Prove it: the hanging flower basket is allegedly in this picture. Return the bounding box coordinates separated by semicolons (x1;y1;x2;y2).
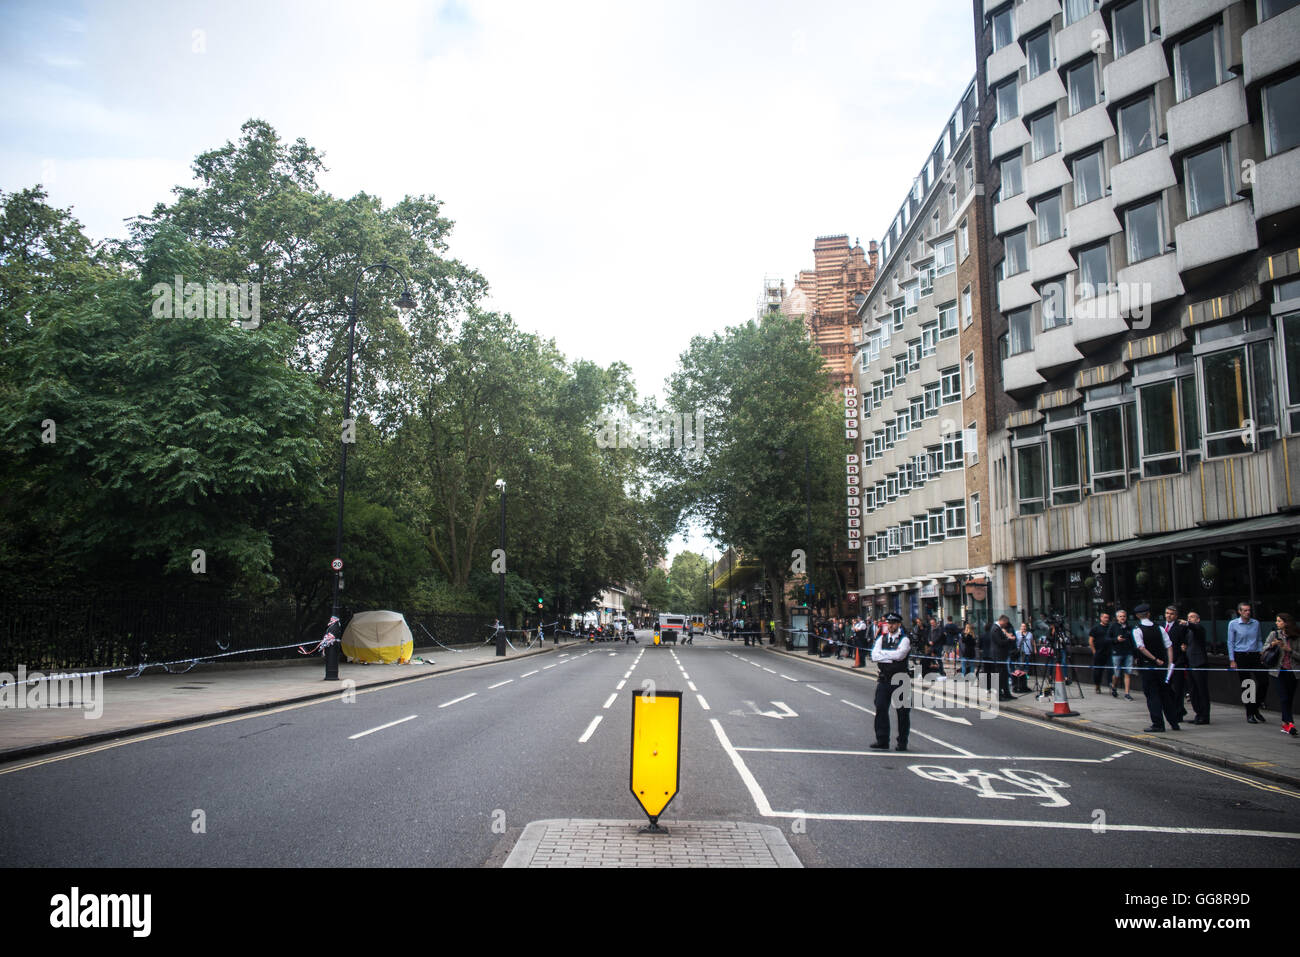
1135;570;1149;589
1084;576;1096;590
1200;561;1218;582
1291;556;1300;575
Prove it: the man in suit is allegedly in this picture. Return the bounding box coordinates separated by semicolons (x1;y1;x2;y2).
1184;610;1211;724
987;615;1016;700
1162;605;1189;724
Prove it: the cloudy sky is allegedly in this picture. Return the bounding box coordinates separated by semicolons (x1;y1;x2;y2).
1;0;975;557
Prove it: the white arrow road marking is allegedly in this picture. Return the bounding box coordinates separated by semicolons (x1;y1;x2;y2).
771;701;798;717
349;715;417;740
838;699;974;755
915;706;973;725
578;715;603;743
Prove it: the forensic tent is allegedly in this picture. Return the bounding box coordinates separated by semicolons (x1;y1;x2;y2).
341;610;414;664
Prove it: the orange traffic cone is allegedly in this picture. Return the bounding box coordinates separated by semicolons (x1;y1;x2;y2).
1046;661;1080;718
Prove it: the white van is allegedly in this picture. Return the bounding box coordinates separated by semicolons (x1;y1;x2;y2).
657;614;686;645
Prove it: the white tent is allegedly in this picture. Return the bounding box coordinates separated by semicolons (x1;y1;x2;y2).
341;610;414;664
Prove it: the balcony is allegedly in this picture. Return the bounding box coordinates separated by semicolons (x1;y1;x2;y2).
1055;10;1105;67
1110;144;1176;209
1167;78;1247;156
1025;153;1072;200
1034;323;1084;376
1115;253;1185;324
1002;350;1047;394
1017;0;1060;37
1021;69;1066;118
1030;236;1077;284
993;193;1034;235
998;271;1039;313
1244;4;1300;87
1253;147;1300;221
1072;287;1129;348
1157;0;1235;40
990;117;1030;161
1066;197;1121;250
988;41;1027;88
1174;200;1258;275
1061;102;1113;156
1103;38;1168;105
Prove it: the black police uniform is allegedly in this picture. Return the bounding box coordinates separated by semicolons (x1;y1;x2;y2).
871;622;911;751
1134;615;1179;731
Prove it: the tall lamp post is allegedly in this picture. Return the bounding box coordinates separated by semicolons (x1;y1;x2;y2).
326;262;416;680
495;478;507;656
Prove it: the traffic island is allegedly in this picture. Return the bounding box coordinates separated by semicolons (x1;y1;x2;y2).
502;819;802;867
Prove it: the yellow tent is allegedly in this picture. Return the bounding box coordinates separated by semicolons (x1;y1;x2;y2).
341;610;414;664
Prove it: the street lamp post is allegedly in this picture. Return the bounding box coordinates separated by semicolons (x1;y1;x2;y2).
496;478;507;656
326;262;416;680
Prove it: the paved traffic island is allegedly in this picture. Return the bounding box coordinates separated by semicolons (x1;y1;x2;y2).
503;819;802;867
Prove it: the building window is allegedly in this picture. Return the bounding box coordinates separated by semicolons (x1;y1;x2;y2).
1008;306;1034;355
904;283;920;315
1117;95;1157;160
887;474;899;501
971;492;982;536
1073;150;1105;206
962;286;973;328
872;380;884;407
1261;0;1300;18
943;430;964;469
1184;143;1231;217
913;516;928;548
1036;192;1064;244
1112;0;1149;59
924;381;940;416
944;500;967;536
894;355;909;385
935;237;955;276
1049;426;1086;504
914;453;929;484
1263;75;1300;157
1025;28;1052;80
959;219;970;260
1030;110;1057;161
1067;59;1099;115
1064;0;1098;24
967;422;979;464
995;78;1019;126
928;507;945;541
1077;242;1111;293
888;526;900;555
1041;277;1070;329
1175;24;1225;102
1125;198;1163;265
991;5;1014;51
1001;154;1024;198
964;353;977;395
891;302;906;330
1281;311;1300;433
920;266;935;298
938;301;959;339
909;393;925;424
1003;228;1029;278
927;445;944;476
1137;372;1199;477
883;369;896;397
1088;399;1137;491
1015;443;1045;514
907;339;922;372
1200;340;1278;457
940;366;962;404
921;321;938;357
885;421;898;448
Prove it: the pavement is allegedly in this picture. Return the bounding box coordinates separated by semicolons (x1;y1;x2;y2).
503;819;801;867
762;638;1300;790
0;634;584;763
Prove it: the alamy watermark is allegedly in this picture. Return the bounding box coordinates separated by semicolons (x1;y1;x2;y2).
150;274;261;328
596;412;705;454
0;666;104;719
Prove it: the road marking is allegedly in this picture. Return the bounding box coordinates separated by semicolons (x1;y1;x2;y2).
578;715;603;743
711;719;774;815
688;681;698;692
520;670;539;678
438;693;476;708
697;695;711;710
348;715;418;740
543;664;557;670
808;685;831;696
780;674;797;682
837;699;974;756
487;680;513;689
615;679;626;690
733;747;1132;764
682;673;690;680
602;693;617;709
771;701;798;717
915;706;973;726
841;699;872;714
762;668;776;674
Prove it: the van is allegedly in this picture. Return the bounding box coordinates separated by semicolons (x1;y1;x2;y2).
657;614;686;645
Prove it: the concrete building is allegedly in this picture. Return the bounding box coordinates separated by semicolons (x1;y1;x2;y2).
974;0;1300;644
852;81;998;629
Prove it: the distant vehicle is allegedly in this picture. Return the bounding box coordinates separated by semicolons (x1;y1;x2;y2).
657;614;686;645
688;614;704;636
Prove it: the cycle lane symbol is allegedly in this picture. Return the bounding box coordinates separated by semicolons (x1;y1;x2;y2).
908;765;1072;808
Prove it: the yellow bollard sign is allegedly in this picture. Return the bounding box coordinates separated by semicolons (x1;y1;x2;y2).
629;689;681;832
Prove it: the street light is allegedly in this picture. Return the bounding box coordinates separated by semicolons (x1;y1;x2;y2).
325;261;416;681
495;478;507;657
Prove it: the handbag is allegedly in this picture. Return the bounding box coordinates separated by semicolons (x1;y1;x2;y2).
1262;641;1281;669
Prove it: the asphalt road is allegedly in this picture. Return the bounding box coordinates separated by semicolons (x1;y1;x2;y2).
2;632;1298;867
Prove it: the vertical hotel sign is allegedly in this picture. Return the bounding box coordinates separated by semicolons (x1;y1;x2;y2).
845;387;861;551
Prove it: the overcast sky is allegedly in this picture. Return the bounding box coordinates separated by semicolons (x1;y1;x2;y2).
1;0;976;558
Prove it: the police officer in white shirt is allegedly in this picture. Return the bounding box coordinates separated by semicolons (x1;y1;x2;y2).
869;612;911;752
1132;602;1180;732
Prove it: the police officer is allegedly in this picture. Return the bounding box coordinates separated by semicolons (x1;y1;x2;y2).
870;612;911;752
1132;602;1180;732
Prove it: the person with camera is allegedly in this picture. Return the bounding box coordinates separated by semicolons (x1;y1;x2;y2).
1132;602;1180;732
870;612;911;752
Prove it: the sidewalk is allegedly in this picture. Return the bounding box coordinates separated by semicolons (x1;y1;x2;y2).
764;642;1300;790
0;636;586;763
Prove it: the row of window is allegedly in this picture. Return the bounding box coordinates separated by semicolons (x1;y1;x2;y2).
864;436;969;508
864;499;979;563
1007;312;1300;513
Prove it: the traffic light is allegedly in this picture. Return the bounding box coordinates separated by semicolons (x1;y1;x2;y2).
537;594;544;609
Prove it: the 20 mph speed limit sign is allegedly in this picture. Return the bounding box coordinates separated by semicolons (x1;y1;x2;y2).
331;559;343;571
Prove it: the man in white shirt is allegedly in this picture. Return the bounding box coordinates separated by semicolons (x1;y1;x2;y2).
869;613;912;752
1132;602;1180;732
